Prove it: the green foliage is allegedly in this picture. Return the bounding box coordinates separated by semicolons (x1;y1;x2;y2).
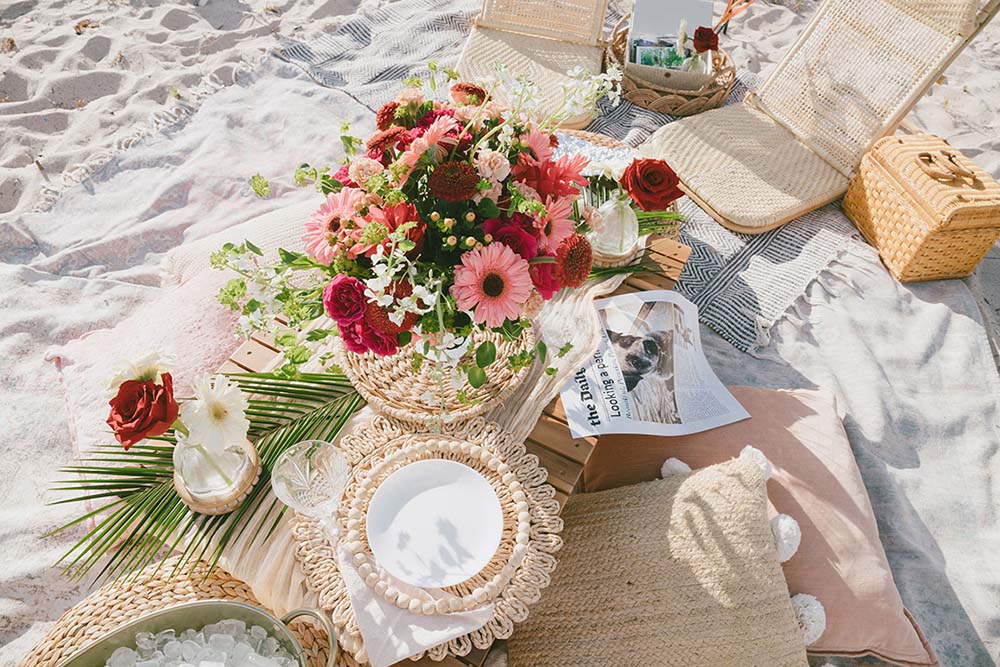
475;341;496;368
250;174;271;198
467;366;486;388
47;372;363;584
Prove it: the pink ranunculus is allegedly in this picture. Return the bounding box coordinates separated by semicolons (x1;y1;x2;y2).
529;259;560;300
323;274;367;325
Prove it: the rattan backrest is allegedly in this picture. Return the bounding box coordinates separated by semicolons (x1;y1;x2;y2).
476;0;609;46
756;0;985;177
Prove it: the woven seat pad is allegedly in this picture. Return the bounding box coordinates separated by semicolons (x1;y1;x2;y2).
22;557;334;667
640;103;849;233
456;26;603;129
508;457;808;667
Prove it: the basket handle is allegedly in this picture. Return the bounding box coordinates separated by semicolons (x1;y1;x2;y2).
281;608;339;667
915;151;976;181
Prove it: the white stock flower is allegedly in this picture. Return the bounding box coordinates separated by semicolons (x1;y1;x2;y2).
583;158;631;181
107;352;174;394
179;374;250;452
474;149;511;182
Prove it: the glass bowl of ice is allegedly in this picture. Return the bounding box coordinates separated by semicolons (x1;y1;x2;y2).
56;600;337;667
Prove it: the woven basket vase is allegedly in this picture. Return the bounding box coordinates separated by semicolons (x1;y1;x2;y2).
336;326;534;426
607;15;736;117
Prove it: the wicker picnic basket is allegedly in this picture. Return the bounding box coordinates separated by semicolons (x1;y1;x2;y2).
606;16;735;117
842;134;1000;282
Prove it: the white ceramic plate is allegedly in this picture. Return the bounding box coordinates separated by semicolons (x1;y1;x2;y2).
366;459;504;589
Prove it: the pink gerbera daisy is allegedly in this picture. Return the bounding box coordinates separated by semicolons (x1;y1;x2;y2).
520;128;554;163
535;195;576;253
302;188;365;264
451;243;533;328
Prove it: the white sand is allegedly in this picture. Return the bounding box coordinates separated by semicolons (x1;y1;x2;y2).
1;0;999;661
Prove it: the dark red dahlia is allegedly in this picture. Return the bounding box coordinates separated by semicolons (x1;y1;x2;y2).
366;126;407;155
427;161;480;202
554;234;592;288
364;281;419;336
376;101;399;130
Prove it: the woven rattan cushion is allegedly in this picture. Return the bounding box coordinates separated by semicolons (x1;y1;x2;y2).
507;457;808;667
456;26;603;129
641;104;849;233
756;0;971;177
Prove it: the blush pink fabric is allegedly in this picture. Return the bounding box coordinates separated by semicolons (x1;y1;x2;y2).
583;386;938;667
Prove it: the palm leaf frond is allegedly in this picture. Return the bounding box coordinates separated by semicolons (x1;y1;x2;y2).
48;371;363;584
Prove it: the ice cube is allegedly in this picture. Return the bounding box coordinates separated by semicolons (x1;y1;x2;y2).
229;641;255;665
208;634;235;652
201;624;220;638
260;637;279;657
156;630;176;647
163;641;182;659
218;619;246;638
135;661;159;667
181;641;201;661
108;646;138;667
197;662;225;667
180;629;198;642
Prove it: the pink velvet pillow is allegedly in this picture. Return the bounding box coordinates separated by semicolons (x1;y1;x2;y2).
583;386;938;667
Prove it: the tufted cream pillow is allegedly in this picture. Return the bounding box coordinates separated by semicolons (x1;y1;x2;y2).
508;456;808;667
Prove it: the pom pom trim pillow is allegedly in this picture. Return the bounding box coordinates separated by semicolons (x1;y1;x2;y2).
583;386;938;667
508;456;809;667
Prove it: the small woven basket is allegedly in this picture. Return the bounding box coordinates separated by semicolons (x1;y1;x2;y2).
21;557;336;667
335;327;534;426
606;15;736;116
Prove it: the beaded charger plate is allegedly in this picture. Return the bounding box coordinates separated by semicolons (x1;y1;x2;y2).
291;416;563;665
334;327;534;428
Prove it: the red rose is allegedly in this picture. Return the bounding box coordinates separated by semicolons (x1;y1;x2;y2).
693;26;719;53
529;259;560;299
620;158;684;211
324;275;367;326
106;373;179;450
484;218;538;260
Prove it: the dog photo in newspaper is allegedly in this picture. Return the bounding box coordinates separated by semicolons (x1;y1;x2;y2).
601;300;684;424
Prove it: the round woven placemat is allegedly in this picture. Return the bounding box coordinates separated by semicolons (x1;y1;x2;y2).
606;15;736;116
291;416;563;665
22;557;335;667
559;128;626;150
335;326;534;427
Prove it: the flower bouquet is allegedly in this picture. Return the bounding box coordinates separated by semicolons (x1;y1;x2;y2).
215;65;683;422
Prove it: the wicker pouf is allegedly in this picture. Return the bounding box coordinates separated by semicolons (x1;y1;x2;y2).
606;15;736;116
21;557;336;667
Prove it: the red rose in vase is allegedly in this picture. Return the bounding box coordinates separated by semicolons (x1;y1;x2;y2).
107;373;179;449
620;158;684;211
693;26;719;53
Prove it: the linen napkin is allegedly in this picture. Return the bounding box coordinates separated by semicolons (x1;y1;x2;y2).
333;536;494;667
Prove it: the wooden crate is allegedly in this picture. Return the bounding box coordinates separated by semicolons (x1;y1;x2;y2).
220;237;690;666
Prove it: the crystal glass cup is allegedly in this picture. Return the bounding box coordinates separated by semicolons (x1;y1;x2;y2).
271;440;350;518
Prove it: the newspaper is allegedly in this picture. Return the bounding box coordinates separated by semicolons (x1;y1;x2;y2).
560;291;750;437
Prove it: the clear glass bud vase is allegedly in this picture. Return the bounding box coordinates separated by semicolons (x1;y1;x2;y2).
172;434;261;515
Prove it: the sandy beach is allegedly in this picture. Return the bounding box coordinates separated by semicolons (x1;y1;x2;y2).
2;0;1000;663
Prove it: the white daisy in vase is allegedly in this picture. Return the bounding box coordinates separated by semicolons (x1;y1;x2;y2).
180;374;250;453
